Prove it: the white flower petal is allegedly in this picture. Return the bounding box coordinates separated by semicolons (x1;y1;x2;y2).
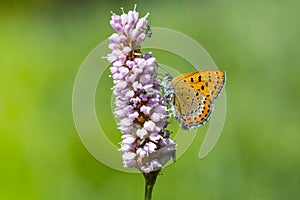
144;120;155;131
136;128;148;139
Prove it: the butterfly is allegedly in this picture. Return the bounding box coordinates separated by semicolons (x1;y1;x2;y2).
162;70;226;130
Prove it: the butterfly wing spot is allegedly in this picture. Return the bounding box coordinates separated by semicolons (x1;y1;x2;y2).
198;76;202;82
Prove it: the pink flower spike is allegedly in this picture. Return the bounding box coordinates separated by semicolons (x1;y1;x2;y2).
107;5;176;174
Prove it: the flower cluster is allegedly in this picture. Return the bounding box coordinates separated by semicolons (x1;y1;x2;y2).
107;6;176;173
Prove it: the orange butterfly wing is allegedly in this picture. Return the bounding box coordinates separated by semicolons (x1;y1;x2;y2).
170;69;226;129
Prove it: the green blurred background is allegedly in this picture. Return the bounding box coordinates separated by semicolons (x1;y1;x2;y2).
1;0;300;199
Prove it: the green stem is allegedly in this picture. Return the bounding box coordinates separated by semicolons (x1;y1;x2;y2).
143;170;160;200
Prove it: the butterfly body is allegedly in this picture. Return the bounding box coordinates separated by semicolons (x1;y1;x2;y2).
162;70;226;130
